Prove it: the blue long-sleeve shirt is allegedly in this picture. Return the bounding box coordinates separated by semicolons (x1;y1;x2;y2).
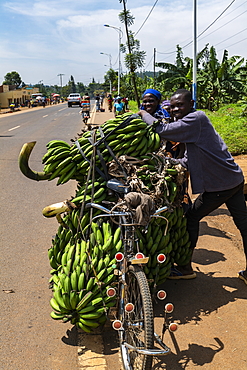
141;110;244;194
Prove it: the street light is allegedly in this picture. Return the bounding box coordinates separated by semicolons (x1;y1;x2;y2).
104;24;123;96
100;52;112;68
100;52;112;94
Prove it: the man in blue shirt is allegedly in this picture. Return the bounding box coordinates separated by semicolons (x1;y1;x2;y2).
138;88;247;285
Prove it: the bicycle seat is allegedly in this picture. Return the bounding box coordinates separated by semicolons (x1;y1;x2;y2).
106;178;130;194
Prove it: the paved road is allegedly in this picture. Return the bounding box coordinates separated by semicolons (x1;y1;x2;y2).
0;103;85;370
1;103;247;370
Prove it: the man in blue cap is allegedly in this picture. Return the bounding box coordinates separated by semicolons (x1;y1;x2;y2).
139;89;184;159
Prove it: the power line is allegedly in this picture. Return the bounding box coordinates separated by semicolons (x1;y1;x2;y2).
214;27;247;46
135;0;159;37
197;0;236;38
155;0;241;58
145;54;154;69
218;37;247;52
181;0;237;50
197;9;247;43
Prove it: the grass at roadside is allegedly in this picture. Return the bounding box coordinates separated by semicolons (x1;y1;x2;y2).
204;104;247;155
128;101;247;155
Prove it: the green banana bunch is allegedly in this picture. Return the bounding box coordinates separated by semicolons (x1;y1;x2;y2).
135;204;192;287
48;219;122;332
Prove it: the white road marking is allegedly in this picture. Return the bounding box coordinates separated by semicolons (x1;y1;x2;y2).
8;125;20;131
43;115;48;118
58;108;67;111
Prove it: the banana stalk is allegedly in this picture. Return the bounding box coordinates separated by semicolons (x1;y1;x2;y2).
19;141;51;181
42;200;76;218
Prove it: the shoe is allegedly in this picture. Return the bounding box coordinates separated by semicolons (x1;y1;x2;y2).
167;267;197;280
238;271;247;285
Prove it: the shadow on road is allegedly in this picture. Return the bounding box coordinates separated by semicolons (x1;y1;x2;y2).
153;337;224;369
61;325;78;346
154;257;247;326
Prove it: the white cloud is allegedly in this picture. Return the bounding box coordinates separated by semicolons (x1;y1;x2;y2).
0;0;246;85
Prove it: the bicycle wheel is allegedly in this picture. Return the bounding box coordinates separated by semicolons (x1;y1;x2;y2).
119;264;154;370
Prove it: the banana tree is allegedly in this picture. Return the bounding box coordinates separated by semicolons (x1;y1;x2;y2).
197;46;247;110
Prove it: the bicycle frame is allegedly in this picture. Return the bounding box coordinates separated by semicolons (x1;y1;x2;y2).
86;202;173;359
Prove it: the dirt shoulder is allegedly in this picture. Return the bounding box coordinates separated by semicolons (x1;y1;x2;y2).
76;109;247;370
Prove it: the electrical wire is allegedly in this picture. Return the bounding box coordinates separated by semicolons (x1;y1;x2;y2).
135;0;159;37
145;54;154;69
154;0;243;58
197;9;247;42
218;37;247;51
181;0;237;50
214;27;247;46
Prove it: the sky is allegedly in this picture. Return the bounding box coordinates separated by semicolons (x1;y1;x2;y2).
0;0;246;87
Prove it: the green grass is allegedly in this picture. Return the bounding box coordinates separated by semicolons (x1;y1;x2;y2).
203;104;247;155
128;100;139;113
128;101;247;155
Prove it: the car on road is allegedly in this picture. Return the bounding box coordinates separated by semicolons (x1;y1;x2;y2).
67;93;82;107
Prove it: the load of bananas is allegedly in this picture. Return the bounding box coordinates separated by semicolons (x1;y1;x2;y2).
135;206;192;287
48;220;122;332
19;112;192;332
40;112;161;186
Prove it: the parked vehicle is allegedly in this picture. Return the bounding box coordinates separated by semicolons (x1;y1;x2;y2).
67;93;81;107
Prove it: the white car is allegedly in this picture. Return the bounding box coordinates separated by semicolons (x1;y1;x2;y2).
67;93;81;107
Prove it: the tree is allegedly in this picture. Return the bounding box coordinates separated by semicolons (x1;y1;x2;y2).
197;46;247;109
3;71;22;86
119;0;146;106
156;45;193;92
77;82;86;95
70;76;76;93
104;69;118;94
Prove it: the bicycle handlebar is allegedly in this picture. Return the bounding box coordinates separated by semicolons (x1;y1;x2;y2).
85;202;131;217
86;203;169;218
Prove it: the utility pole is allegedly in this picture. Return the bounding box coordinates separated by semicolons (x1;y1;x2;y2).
57;74;64;93
153;48;156;88
104;25;123;97
192;0;197;108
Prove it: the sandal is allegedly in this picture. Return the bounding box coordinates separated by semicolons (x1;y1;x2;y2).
238;271;247;285
167;267;197;280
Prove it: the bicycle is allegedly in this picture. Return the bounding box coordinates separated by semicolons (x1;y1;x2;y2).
80;102;90;124
86;179;178;370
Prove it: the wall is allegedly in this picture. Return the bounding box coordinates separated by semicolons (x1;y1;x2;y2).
0;86;39;108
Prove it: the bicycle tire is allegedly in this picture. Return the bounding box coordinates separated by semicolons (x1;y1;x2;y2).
118;264;154;370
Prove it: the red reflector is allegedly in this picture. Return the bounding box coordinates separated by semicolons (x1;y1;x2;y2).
125;303;134;313
107;287;116;297
157;290;167;300
112;320;122;330
165;303;174;313
115;252;124;262
135;252;144;259
157;254;166;263
169;323;178;332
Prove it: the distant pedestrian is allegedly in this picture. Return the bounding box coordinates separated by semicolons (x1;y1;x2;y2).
95;94;101;112
107;93;113;112
113;97;125;116
122;97;129;111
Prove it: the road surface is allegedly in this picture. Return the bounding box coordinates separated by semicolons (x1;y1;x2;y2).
1;103;247;370
0;103;84;370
